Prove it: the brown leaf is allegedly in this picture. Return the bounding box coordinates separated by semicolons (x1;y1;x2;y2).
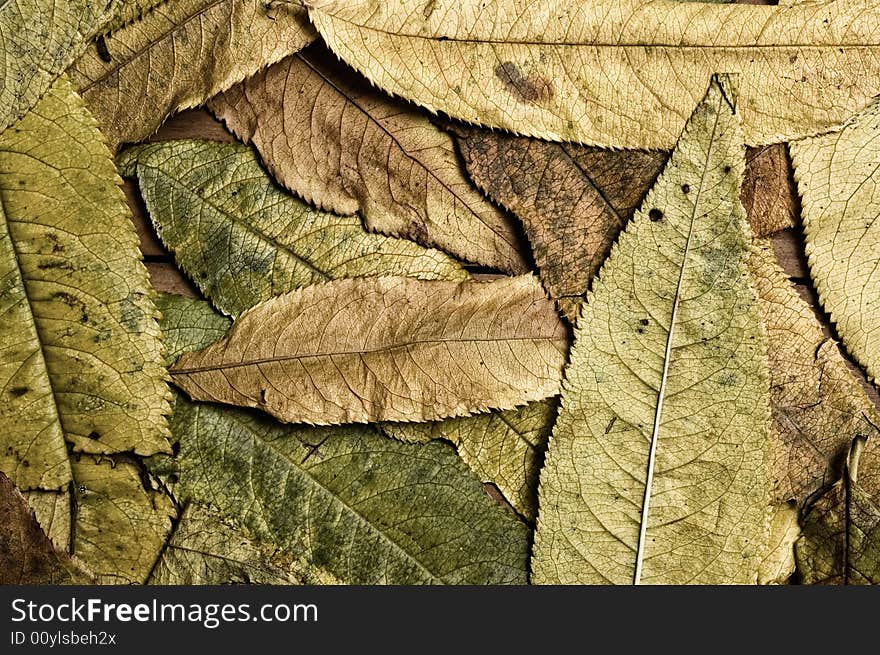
209;46;528;273
752;242;880;506
0;472;90;584
454;128;798;321
453;126;665;321
742;145;797;237
171;275;568;425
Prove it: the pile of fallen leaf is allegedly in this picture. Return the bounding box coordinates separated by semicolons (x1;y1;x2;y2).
1;0;879;586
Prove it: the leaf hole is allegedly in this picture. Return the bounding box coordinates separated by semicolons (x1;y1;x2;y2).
648;208;664;222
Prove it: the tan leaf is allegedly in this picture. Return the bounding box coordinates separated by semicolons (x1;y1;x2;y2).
758;502;799;585
0;472;91;584
382;398;557;520
209;47;528;273
791;97;880;382
171;275;567;425
68;0;315;149
306;0;880;148
23;489;72;552
750;241;880;506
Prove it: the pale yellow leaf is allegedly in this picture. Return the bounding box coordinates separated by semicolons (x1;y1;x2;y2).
791;98;880;383
758;502;799;585
532;79;771;584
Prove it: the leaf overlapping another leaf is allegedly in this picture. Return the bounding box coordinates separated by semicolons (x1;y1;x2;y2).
209;46;528;273
533;79;772;585
0;78;171;493
68;0;316;149
306;0;880;149
170;275;567;425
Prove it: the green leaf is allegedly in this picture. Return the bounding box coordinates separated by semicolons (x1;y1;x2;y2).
532;78;772;584
68;0;315;149
158;294;532;584
383;399;557;521
796;437;880;584
0;0;111;134
120;140;468;318
147;504;341;585
791;98;880;383
0;77;171;492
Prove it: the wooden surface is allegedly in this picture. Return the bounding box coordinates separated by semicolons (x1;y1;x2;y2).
125;107;880;408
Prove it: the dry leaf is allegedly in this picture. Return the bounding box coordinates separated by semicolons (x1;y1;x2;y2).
742;145;797;237
157;294;532;584
306;0;879;148
147;504;340;585
0;77;171;492
453;126;665;321
171;275;567;425
382;399;557;520
796;437;880;584
0;0;111;133
750;242;880;506
209;47;528;273
68;0;315;149
0;472;91;584
71;455;175;584
23;490;72;552
791;98;880;382
758;502;799;585
532;79;771;584
119;139;468;318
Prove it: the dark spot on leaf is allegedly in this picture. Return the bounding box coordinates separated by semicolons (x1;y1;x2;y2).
9;386;28;397
494;61;554;105
22;460;29;467
96;36;112;63
649;208;664;222
723;165;732;174
681;184;690;194
639;318;649;326
87;431;101;440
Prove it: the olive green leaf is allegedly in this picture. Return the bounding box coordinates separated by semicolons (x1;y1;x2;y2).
382;399;557;521
791;98;880;383
119;140;467;318
796;437;880;584
23;489;72;551
306;0;879;149
101;0;168;34
147;504;340;585
72;455;175;584
155;294;233;364
209;46;528;273
158;294;531;584
0;77;171;492
68;0;315;149
170;275;567;425
0;472;92;584
0;0;112;134
532;79;772;584
750;241;880;506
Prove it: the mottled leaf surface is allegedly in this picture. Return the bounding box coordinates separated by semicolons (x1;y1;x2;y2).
209;47;527;273
791;98;880;382
159;294;531;584
533;80;771;584
0;78;171;492
171;275;567;425
68;0;315;149
383;399;557;520
0;472;90;584
119;140;467;318
307;0;880;148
